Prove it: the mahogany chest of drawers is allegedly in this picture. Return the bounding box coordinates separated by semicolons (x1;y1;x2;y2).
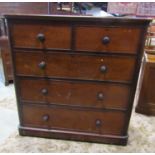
5;14;151;145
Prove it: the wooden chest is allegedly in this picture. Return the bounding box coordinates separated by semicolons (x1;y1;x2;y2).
135;23;155;116
136;54;155;116
5;14;151;145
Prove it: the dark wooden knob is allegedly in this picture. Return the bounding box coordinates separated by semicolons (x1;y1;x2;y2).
100;65;107;73
38;61;46;69
42;115;49;121
102;36;110;45
41;88;48;95
97;92;104;100
37;33;45;42
96;119;102;127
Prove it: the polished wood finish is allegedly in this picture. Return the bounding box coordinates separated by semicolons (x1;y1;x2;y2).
135;23;155;116
22;104;126;135
136;55;155;115
19;78;130;110
12;24;71;49
0;3;51;86
15;51;136;82
5;14;151;145
0;36;13;85
76;27;141;54
0;3;86;86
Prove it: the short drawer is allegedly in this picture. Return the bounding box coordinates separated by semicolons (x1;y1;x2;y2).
22;104;126;135
15;52;45;77
15;51;136;82
19;78;131;109
75;26;141;54
11;23;71;49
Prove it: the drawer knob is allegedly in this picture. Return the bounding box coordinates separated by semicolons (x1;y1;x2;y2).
96;119;102;127
97;92;104;100
100;65;107;73
102;36;110;45
42;115;49;121
41;88;48;95
38;61;46;69
37;33;45;42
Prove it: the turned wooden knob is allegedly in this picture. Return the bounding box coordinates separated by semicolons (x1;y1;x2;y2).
100;65;107;73
38;61;46;69
102;36;110;45
97;92;104;100
37;33;45;42
42;115;49;121
41;88;48;95
96;119;102;127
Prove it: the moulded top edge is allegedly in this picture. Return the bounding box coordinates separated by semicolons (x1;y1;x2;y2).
3;13;152;24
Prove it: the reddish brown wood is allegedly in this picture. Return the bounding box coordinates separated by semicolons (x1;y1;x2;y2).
0;36;13;85
12;23;71;49
19;126;128;145
15;51;136;82
5;15;151;145
136;56;155;115
19;78;131;109
22;104;126;135
76;27;141;54
0;2;55;86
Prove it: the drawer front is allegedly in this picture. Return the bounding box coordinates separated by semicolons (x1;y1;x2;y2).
15;51;136;82
19;78;131;109
22;105;126;135
75;27;141;54
15;52;45;76
12;23;71;49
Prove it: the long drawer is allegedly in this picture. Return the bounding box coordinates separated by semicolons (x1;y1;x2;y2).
15;51;136;83
19;78;131;109
75;26;141;54
22;104;126;135
11;23;71;49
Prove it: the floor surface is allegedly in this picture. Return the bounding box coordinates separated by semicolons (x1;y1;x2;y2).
0;107;18;144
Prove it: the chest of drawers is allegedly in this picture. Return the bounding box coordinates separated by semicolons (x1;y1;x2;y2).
5;14;151;145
